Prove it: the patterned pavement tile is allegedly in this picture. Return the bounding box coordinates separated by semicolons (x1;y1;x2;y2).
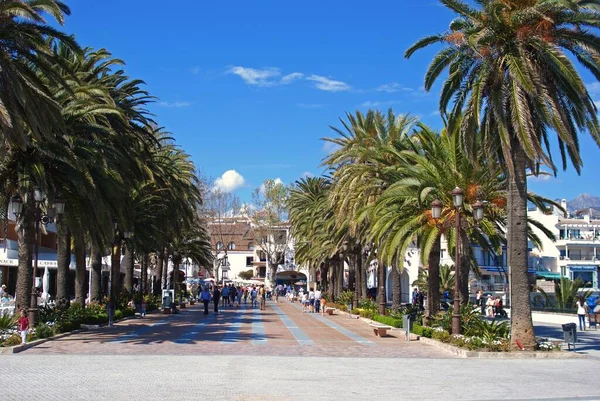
21;300;453;358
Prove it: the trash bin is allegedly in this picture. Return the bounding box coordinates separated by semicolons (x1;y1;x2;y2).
403;314;414;341
562;323;577;351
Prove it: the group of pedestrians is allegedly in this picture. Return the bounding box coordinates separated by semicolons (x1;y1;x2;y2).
475;290;507;318
300;287;324;314
199;284;267;315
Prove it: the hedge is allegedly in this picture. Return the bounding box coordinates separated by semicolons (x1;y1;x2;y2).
371;314;403;328
412;324;433;338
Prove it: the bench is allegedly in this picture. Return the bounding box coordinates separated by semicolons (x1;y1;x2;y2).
369;323;392;337
326;307;336;315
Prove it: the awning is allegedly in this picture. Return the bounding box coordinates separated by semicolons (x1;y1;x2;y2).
536;272;562;280
568;265;597;272
481;267;536;274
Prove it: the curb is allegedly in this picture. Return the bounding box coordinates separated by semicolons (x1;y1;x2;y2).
417;336;588;359
0;330;81;354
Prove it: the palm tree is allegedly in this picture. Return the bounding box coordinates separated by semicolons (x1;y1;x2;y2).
0;0;80;148
323;110;419;313
405;0;600;349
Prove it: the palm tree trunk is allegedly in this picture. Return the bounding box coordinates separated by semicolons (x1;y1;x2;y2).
73;233;86;305
161;248;168;291
336;257;343;297
110;242;121;301
55;218;70;309
508;139;535;350
90;246;102;301
353;252;360;309
377;261;387;315
15;189;36;312
124;245;134;295
425;236;441;326
154;251;164;296
140;252;148;294
361;253;368;299
391;267;401;311
459;230;471;305
326;261;334;299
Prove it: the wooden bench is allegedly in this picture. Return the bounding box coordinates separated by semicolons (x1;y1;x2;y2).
369;323;392;337
326;307;336;315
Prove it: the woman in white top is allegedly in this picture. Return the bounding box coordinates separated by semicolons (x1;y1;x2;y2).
576;297;588;331
301;293;308;312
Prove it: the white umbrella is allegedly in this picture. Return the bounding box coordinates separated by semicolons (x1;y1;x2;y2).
203;278;216;283
42;266;50;303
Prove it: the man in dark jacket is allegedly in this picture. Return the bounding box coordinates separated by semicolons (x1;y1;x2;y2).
213;286;221;314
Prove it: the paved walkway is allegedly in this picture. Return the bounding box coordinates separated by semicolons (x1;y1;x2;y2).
21;300;448;358
1;355;598;401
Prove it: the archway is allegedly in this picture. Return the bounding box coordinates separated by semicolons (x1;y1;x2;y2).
274;271;307;288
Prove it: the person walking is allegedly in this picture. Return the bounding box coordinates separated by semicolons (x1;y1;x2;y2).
236;286;243;307
259;285;266;310
200;287;211;315
18;309;29;345
230;285;237;307
222;285;229;308
308;288;315;313
251;286;258;308
314;288;322;313
213;286;221;314
577;297;588;331
243;288;248;305
141;298;147;317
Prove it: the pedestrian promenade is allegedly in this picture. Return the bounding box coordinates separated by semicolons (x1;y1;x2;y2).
21;300;449;358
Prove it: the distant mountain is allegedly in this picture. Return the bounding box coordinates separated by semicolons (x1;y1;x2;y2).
567;193;600;212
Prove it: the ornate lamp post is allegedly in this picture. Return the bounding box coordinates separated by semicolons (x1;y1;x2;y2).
432;188;483;335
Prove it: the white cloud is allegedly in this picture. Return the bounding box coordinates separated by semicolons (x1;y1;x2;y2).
190;66;201;75
359;100;401;108
306;75;351;92
297;103;324;108
158;101;191;108
376;83;414;93
322;141;340;154
214;170;245;192
430;110;440;116
301;171;314;178
228;66;281;86
280;72;304;84
588;82;600;96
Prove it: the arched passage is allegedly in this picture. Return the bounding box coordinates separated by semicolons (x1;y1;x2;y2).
274;271;307;287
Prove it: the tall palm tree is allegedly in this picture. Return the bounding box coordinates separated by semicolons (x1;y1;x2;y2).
0;0;79;148
405;0;600;349
323;110;419;313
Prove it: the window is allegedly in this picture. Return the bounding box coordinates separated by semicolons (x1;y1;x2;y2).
246;256;254;266
227;242;236;250
248;242;255;251
216;241;223;250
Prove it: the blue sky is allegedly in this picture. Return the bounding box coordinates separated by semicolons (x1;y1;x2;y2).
61;0;600;203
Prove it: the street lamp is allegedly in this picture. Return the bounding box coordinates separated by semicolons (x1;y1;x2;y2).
432;188;483;335
13;190;66;327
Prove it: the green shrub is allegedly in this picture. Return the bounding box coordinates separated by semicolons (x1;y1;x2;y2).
432;329;451;342
2;334;21;347
338;291;354;306
358;309;375;319
358;298;377;311
412;324;433;338
0;311;16;331
372;314;403;328
35;323;54;339
144;294;160;311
